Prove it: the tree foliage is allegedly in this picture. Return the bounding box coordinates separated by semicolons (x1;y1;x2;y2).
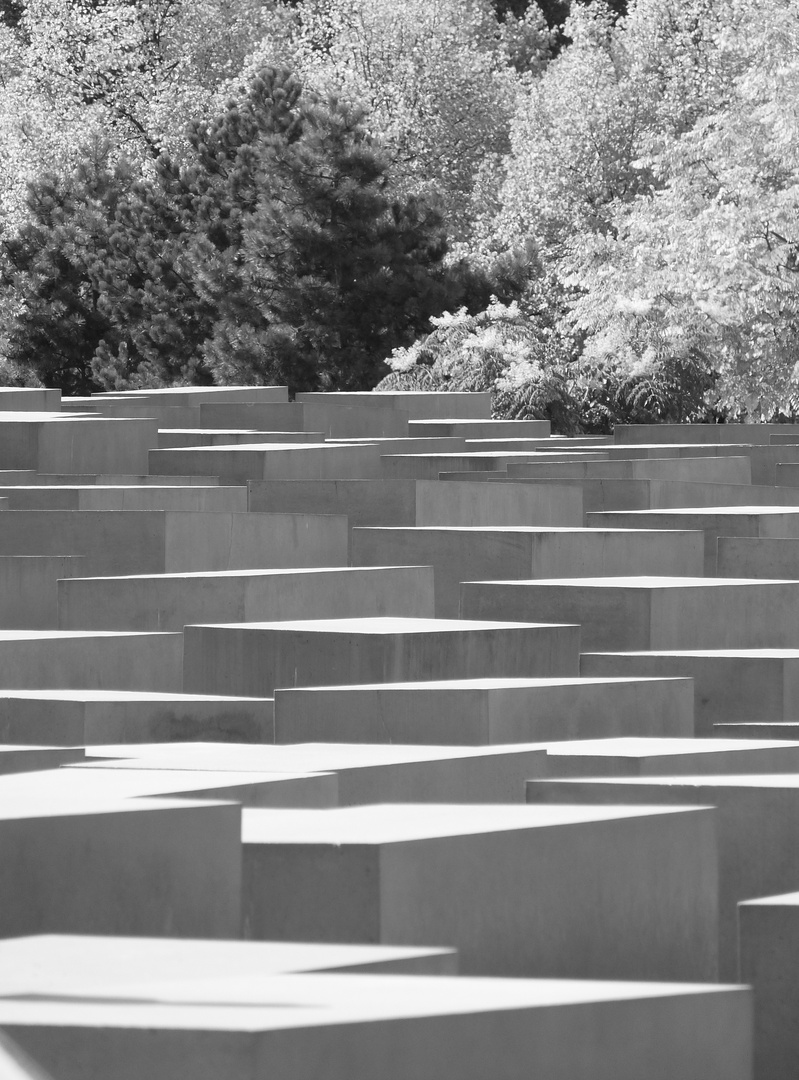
2;66;463;393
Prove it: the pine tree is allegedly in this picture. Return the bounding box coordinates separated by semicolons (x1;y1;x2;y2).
2;66;460;393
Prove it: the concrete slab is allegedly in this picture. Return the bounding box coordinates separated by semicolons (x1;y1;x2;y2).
0;791;241;938
0;388;60;411
587;506;799;573
0;745;84;772
408;418;552;438
248;479;417;529
273;676;695;743
0;415;158;474
74;740;552;804
717;536;799;577
58;565;435;631
0;485;247;512
52;762;338;808
296;390;493;419
602;443;799;485
351;528;704;617
505;455;753;483
542;737;799;776
614;422;797;444
0;934;458;987
0;555;85;628
149;442;382;482
0;511;349;575
183;617;581;696
92;385;289;405
156;430;323;448
0;972;751;1080
738;891;799;1080
462;576;799;650
0;1031;54;1080
580;649;799;735
381;452;565;481
714;722;799;739
241;802;718;980
0;690;274;745
414;479;583;527
0;630;183;691
527;773;799;979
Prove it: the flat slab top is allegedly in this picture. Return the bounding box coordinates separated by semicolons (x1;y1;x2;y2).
592;506;799;516
0;630;181;641
0;690;269;702
275;676;687;692
189;616;573;634
241;803;708;845
0;485;227;493
154;442;363;453
0;971;744;1032
69;565;424;584
533;774;799;790
584;649;799;658
78;741;550;771
0;936;456;989
358;526;700;535
740;892;799;907
546;737;799;758
0;791;224;821
468;576;798;589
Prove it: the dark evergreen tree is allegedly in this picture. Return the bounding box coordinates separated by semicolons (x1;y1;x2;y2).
3;66;461;394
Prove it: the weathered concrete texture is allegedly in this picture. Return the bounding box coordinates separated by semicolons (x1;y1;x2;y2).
588;506;799;573
462;577;799;650
0;790;241;938
738;892;799;1080
296;390;493;419
717;536;799;577
0;511;348;575
527;773;799;980
0;691;274;745
248;479;418;529
0;416;158;474
58;566;435;631
0;485;247;512
149;442;382;482
0;556;85;629
541;736;799;776
0;973;751;1080
76;740;551;804
414;479;583;527
580;649;799;736
183;617;581;697
241;803;718;981
351;527;705;617
273;676;695;744
0;631;183;691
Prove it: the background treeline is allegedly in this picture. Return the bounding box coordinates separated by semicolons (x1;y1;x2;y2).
0;0;796;429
